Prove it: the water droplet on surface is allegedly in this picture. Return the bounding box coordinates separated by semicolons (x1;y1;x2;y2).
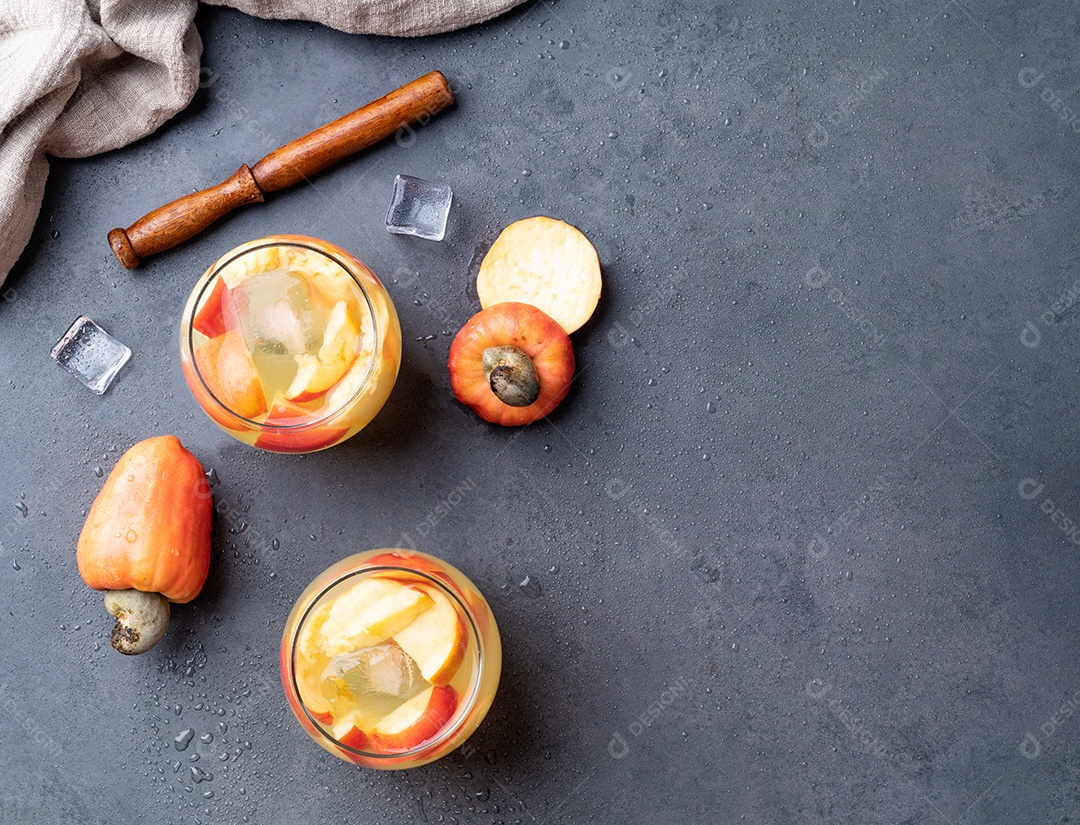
518;576;542;599
15;502;28;517
200;732;214;744
50;230;60;239
271;539;280;551
475;788;490;801
706;402;717;413
206;468;219;486
11;559;19;571
558;40;569;49
731;642;740;652
93;466;104;477
174;728;194;751
549;564;560;574
843;570;853;581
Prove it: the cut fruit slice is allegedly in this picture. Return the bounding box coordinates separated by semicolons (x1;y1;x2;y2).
264;396;318;426
476;216;602;334
253;396;349;453
365;552;456;588
192;277;238;339
392;585;469;686
193;329;267;420
319;579;434;657
285;300;361;402
297;601;333;661
309;263;361;313
323;339;376;410
294;659;334;725
370;685;458;752
331;710;371;751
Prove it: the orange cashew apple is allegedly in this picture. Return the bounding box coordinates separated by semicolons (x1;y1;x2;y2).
77;436;212;654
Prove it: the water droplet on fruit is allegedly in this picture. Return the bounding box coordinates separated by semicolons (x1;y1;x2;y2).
125;530;137;542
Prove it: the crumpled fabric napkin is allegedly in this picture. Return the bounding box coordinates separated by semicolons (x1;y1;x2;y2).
0;0;522;285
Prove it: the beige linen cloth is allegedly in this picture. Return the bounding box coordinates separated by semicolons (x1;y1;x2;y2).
0;0;521;285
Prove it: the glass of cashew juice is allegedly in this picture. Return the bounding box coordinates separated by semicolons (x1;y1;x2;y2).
180;235;401;453
280;549;501;768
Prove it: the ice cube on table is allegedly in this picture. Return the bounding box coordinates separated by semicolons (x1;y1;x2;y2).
325;643;425;718
50;316;131;395
385;175;452;241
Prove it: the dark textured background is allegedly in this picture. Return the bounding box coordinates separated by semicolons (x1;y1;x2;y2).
2;1;1079;822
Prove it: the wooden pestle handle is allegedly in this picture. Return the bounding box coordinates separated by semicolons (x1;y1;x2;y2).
107;70;454;269
108;166;263;269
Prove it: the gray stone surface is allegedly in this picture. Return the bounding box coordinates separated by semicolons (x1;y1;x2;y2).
2;1;1079;822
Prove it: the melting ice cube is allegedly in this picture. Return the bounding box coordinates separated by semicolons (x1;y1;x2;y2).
385;175;452;241
50;316;131;394
324;643;424;718
233;268;323;356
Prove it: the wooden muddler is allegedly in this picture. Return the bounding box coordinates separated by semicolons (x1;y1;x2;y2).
107;70;454;269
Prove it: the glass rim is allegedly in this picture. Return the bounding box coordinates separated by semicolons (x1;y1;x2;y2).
287;563;485;760
182;237;380;431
